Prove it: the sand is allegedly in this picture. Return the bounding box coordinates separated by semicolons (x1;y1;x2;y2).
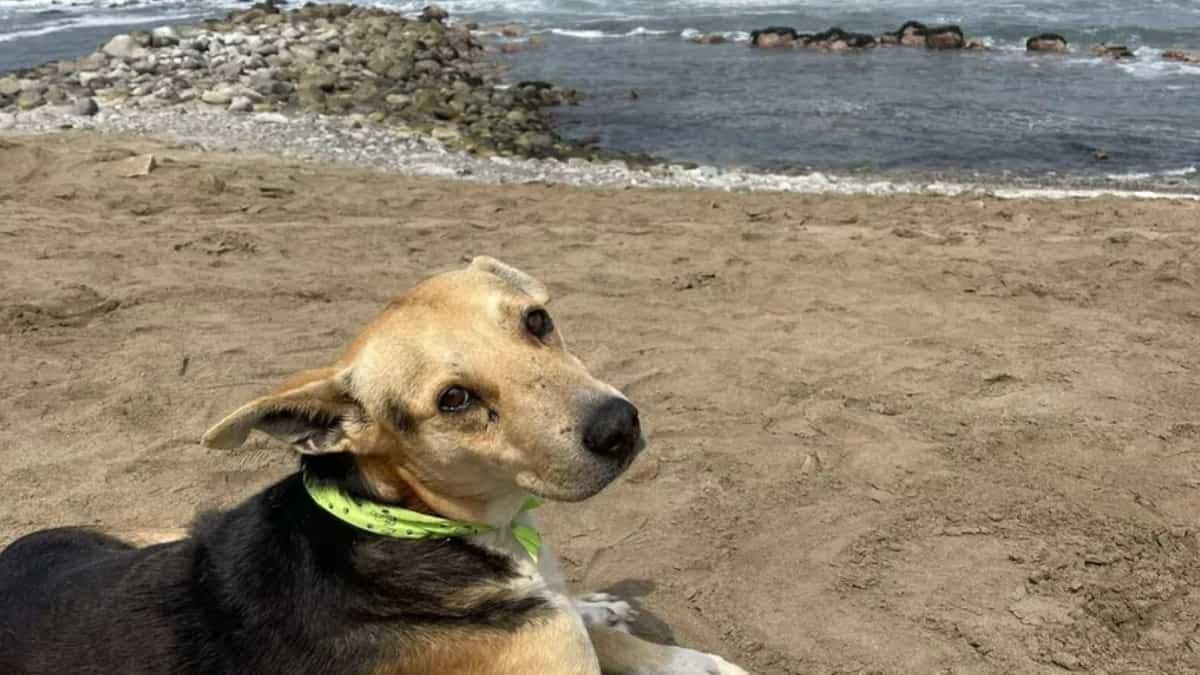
1;132;1198;674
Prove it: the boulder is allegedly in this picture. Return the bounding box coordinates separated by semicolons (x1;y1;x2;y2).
72;97;99;116
150;26;181;48
803;27;876;50
0;76;20;97
893;21;928;47
751;26;799;49
420;5;449;24
15;90;43;110
101;34;144;60
924;25;965;50
1091;43;1135;60
1163;49;1200;64
228;96;254;112
1026;33;1068;52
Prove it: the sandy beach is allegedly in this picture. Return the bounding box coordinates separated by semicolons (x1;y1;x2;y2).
2;130;1198;673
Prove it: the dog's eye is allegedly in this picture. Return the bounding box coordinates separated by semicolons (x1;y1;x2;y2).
438;386;472;413
524;308;554;340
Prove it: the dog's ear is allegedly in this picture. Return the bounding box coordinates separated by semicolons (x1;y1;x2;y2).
469;256;550;304
202;367;362;454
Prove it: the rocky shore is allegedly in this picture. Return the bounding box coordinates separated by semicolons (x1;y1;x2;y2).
0;3;624;162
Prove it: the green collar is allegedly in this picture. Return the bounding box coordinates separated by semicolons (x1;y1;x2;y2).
303;473;544;562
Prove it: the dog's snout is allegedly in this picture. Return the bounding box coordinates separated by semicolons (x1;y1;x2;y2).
582;397;641;460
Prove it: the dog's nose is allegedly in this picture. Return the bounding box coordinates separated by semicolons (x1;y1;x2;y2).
582;397;641;460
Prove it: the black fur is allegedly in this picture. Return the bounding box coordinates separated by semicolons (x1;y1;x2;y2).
0;458;550;675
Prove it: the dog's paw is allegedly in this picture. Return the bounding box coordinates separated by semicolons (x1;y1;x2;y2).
661;647;750;675
574;592;638;632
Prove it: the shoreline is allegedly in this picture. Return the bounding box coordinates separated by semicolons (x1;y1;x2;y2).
1;2;1198;200
4;106;1200;201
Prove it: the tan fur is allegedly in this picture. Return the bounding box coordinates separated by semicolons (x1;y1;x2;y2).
371;610;599;675
107;528;188;547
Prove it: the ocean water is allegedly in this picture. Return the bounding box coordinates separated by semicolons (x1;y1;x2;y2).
3;0;1199;187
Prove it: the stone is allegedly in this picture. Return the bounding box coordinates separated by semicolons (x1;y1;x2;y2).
200;88;233;105
0;113;15;130
150;26;181;48
72;97;99;116
102;34;144;60
15;91;43;110
228;96;254;112
924;25;965;50
687;32;728;45
420;5;449;24
894;21;928;47
78;71;109;89
386;93;412;106
78;52;109;71
1026;33;1068;52
750;26;798;48
1091;43;1135;60
114;154;157;177
515;131;553;153
1163;49;1200;64
0;76;20;97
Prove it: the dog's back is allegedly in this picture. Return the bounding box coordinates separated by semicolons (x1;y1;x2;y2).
0;528;190;674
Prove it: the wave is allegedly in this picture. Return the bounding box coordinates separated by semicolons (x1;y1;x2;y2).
1105;165;1198;182
546;26;673;39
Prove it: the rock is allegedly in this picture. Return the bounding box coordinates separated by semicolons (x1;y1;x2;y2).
114;154;157;178
515;131;553;153
228;96;254;112
386;93;412;106
78;52;109;71
1026;33;1068;52
751;26;799;48
803;27;876;50
150;26;181;48
72;97;99;116
1163;49;1200;64
965;38;989;50
0;76;20;97
0;113;15;130
101;34;144;60
687;32;728;45
200;88;234;105
1091;43;1135;60
15;91;43;110
893;21;928;47
77;71;109;89
420;5;449;24
925;25;965;50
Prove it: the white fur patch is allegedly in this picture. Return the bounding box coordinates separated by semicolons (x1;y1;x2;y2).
574;592;638;632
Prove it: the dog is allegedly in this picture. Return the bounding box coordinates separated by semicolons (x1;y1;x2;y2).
0;257;747;675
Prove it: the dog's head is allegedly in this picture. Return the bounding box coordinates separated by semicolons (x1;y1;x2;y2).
203;257;642;520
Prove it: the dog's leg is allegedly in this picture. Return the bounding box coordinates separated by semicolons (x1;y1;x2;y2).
587;625;749;675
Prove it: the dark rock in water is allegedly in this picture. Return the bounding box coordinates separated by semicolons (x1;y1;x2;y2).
891;20;929;47
803;27;876;50
1026;33;1068;52
72;97;99;116
420;5;449;24
1163;49;1200;64
751;26;799;48
1091;43;1135;60
924;25;965;50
